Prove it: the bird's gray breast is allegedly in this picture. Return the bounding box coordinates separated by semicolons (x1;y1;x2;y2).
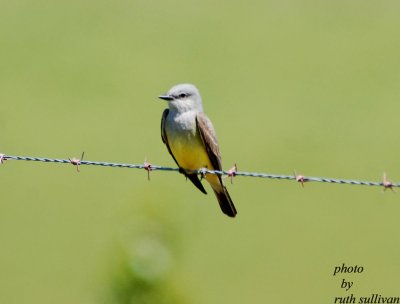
165;111;198;142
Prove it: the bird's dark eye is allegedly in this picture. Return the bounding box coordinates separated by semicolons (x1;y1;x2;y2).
179;93;187;98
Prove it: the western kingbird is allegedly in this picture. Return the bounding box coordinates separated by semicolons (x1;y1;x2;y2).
159;83;237;217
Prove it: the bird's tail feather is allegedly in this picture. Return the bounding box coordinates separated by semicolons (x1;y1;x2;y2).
213;187;237;218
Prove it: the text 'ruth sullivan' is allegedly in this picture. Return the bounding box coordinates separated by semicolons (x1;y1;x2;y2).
334;293;399;304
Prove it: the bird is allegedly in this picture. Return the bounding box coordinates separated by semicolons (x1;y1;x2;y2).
159;83;237;217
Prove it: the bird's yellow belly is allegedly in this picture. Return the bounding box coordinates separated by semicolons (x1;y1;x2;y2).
169;138;213;171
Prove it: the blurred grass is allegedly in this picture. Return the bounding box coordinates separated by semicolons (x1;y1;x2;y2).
1;0;400;303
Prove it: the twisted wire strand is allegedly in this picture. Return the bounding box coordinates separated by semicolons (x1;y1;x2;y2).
1;154;397;188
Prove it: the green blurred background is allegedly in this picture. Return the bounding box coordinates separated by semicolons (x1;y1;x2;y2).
1;1;400;303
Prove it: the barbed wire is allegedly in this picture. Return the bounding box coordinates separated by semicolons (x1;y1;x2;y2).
0;153;398;190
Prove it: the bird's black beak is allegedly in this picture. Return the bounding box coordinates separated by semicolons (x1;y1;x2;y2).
158;95;174;101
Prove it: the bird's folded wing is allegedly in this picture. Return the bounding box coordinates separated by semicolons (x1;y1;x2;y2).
196;112;222;171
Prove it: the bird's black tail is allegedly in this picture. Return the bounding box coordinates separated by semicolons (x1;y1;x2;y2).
213;187;237;218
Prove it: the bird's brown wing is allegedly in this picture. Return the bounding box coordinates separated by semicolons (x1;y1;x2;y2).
196;112;222;171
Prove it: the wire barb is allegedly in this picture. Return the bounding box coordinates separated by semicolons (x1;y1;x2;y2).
69;152;85;172
226;164;237;184
143;158;152;181
294;170;308;187
0;153;5;165
383;172;395;192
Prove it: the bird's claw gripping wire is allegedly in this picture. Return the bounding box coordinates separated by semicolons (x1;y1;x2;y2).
198;168;208;180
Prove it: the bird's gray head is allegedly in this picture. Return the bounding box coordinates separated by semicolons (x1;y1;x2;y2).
159;83;203;113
